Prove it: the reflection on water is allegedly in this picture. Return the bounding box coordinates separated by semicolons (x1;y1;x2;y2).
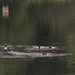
0;44;72;58
0;51;72;59
0;57;72;75
0;0;75;75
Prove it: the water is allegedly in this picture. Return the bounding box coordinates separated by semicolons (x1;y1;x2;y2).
0;0;75;75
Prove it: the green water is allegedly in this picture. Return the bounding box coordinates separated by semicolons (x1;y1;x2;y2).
0;0;75;75
0;57;73;75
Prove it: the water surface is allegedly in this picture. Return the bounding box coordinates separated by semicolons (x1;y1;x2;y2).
0;0;75;75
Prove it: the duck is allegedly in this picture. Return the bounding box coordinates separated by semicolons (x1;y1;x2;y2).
38;46;40;49
42;51;47;55
49;46;55;53
4;45;8;51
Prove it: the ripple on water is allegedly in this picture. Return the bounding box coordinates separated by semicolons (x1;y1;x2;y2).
0;51;71;59
0;45;72;59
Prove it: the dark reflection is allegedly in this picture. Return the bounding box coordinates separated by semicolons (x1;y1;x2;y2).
27;57;68;75
0;0;75;75
0;55;74;75
27;1;72;45
0;0;74;45
0;59;28;75
0;57;70;75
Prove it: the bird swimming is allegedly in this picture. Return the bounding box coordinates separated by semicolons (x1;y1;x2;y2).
4;45;8;51
49;46;55;53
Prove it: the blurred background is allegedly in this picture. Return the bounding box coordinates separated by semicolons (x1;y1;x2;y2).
0;0;74;46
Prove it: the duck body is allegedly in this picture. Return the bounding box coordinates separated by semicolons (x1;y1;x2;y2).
49;46;55;53
4;47;8;50
4;45;8;51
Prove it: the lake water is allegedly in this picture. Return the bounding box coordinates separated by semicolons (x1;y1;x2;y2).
0;0;75;75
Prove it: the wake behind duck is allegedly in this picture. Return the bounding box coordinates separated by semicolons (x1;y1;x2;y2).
7;51;72;58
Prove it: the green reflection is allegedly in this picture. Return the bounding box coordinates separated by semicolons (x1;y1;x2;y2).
0;0;75;75
0;0;73;45
0;59;27;75
66;23;75;75
27;58;68;75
